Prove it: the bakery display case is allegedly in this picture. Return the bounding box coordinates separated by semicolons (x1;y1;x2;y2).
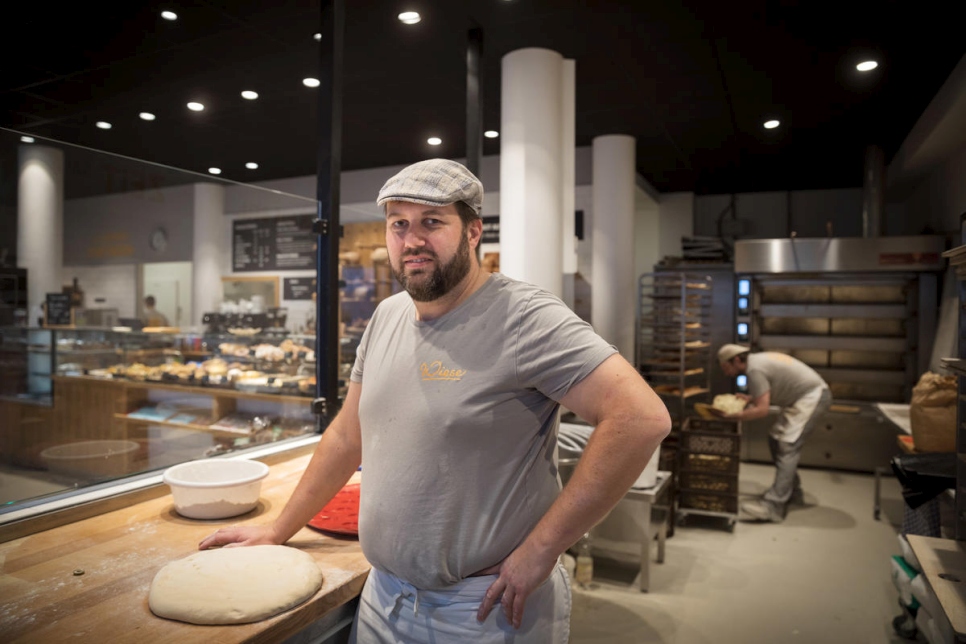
0;327;320;508
34;327;319;396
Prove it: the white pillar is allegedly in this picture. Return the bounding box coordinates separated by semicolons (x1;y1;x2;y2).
592;135;636;362
192;183;226;325
17;145;64;317
499;48;566;298
560;59;577;308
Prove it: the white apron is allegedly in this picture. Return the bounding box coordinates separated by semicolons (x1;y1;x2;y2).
350;564;571;643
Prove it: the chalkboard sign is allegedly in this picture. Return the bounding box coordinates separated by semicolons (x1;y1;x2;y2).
481;216;500;244
45;292;73;327
284;277;316;301
233;215;317;272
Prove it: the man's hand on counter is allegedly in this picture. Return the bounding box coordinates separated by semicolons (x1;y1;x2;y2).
199;524;283;550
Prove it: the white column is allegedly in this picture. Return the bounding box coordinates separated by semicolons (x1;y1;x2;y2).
560;59;577;308
17;145;64;317
592;135;636;362
192;183;226;325
499;48;565;298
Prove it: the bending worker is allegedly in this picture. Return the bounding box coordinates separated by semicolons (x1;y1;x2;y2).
717;343;831;523
201;159;671;642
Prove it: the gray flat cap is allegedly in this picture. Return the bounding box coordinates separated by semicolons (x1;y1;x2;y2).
376;158;483;215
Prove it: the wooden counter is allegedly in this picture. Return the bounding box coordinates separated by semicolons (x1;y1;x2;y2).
0;450;370;643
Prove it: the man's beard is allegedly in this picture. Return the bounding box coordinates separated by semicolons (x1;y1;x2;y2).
392;232;472;302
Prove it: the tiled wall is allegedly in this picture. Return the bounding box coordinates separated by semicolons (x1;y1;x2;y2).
62;264;137;318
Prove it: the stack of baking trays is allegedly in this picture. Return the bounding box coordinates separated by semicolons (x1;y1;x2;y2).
677;416;741;531
636;272;713;429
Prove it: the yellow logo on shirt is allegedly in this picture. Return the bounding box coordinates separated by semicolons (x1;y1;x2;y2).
420;361;466;381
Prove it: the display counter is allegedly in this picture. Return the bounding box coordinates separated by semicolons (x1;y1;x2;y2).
0;446;370;643
0;326;319;405
0;325;322;514
1;375;315;483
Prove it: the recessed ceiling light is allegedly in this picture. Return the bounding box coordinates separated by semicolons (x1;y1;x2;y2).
763;119;780;130
484;130;499;139
398;11;421;25
208;167;222;175
241;90;259;100
161;11;177;21
20;136;34;143
245;162;259;170
857;60;878;72
427;137;442;146
314;33;321;41
303;78;321;88
139;112;156;121
187;102;205;112
96;121;112;130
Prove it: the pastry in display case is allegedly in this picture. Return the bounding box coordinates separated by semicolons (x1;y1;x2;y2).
0;328;312;520
1;327;320;475
62;328;318;398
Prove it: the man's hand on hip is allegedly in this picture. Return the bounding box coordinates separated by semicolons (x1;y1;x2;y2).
476;541;557;629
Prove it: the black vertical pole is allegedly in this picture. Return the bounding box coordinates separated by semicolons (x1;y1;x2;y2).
313;0;344;427
466;27;483;176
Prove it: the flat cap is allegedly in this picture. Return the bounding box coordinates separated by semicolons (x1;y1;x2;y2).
376;158;483;215
717;343;750;363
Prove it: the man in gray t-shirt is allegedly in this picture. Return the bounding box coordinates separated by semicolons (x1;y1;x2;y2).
201;159;672;643
717;344;831;523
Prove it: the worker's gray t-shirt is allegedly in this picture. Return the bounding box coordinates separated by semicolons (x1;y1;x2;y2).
350;273;616;590
746;352;828;407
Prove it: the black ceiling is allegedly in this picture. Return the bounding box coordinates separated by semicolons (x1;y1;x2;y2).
2;0;963;200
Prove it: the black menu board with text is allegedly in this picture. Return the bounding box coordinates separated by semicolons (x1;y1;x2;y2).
283;277;316;301
45;293;72;327
233;215;317;272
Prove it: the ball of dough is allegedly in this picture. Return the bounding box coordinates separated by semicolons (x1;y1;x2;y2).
149;545;323;625
712;394;746;415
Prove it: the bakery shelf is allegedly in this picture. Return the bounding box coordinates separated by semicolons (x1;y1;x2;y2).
653;387;710;399
640;367;705;378
55;375;312;405
637;272;713;430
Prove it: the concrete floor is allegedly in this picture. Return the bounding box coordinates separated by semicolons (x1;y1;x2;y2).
570;462;912;644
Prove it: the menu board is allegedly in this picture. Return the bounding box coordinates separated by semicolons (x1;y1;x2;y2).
45;292;73;327
284;277;316;301
481;216;500;243
233;215;317;272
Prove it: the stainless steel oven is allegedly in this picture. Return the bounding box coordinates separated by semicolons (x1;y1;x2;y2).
732;235;945;472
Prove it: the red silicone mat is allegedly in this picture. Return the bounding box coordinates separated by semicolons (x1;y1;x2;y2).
308;483;360;536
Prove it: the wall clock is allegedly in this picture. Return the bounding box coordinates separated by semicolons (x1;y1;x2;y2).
149;227;168;252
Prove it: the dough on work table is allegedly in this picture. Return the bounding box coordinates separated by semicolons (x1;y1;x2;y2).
149;545;323;625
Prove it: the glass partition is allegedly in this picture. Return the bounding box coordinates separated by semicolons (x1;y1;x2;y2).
0;127;354;517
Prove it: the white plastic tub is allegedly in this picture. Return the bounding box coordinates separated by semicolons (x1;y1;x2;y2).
163;459;269;520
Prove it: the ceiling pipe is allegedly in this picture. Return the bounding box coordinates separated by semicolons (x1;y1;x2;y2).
862;144;885;237
466;27;483;177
